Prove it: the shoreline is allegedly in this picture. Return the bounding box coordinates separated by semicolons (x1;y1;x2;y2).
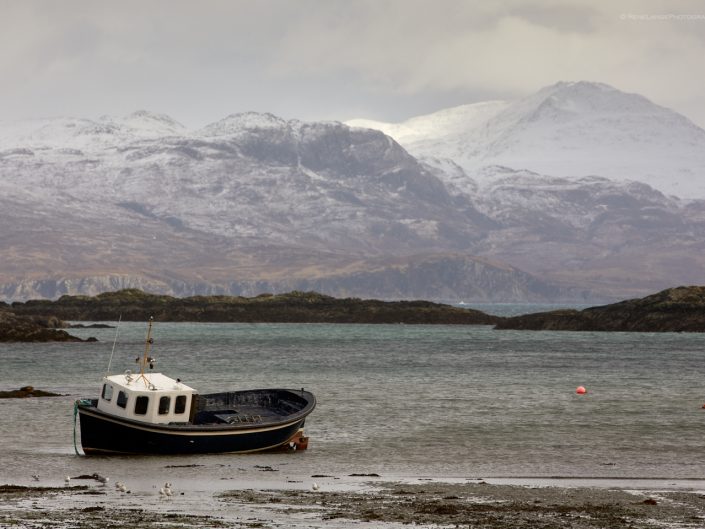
3;474;705;528
8;467;705;491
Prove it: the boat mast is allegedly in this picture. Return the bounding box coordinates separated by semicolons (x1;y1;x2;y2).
136;317;154;386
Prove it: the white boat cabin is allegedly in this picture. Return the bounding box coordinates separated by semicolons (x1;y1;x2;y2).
97;372;197;425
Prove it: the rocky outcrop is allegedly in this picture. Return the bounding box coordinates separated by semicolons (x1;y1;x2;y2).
0;386;63;398
495;286;705;332
0;310;89;342
9;289;502;325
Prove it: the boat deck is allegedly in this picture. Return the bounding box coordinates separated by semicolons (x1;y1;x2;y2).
192;389;311;426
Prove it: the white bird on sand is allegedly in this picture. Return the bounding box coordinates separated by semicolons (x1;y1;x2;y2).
64;476;71;485
118;483;129;493
159;484;172;499
32;475;40;482
311;482;320;491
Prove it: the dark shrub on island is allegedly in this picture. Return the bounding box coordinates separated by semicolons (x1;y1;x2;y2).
495;286;705;332
8;289;501;325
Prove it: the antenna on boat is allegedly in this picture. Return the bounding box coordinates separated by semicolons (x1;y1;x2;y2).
105;314;122;377
137;317;154;386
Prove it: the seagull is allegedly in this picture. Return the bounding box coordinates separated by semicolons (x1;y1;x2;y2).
159;484;172;499
93;473;109;485
32;475;40;482
311;482;320;491
117;482;129;493
64;476;71;485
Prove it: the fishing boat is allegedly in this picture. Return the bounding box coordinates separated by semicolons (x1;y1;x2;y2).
75;318;316;455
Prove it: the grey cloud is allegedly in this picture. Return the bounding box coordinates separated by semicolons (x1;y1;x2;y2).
0;0;703;128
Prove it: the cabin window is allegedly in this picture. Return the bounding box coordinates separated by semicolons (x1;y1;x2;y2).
159;396;171;415
134;396;149;415
116;391;128;409
175;395;187;414
101;384;113;401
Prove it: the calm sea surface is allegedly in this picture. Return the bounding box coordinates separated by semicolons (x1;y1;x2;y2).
2;309;705;485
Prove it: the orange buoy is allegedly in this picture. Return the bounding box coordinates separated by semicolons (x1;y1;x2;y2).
576;386;587;395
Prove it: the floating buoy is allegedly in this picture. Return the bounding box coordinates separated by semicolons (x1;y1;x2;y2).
576;386;587;395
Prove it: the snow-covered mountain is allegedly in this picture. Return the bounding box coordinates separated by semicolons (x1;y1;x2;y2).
0;111;485;251
348;81;705;198
1;103;704;302
1;110;578;301
0;110;185;154
469;169;705;297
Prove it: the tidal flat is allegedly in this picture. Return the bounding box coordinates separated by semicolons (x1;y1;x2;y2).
3;478;705;528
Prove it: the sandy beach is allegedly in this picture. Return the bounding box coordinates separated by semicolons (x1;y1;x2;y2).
3;473;705;529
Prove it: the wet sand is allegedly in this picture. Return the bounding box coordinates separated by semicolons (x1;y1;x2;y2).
3;478;705;528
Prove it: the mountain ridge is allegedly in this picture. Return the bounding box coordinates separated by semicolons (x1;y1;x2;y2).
2;83;704;302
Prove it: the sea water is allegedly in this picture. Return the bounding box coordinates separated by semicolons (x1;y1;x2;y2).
1;316;705;487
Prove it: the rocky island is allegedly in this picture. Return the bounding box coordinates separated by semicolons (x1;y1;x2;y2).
0;386;63;398
7;289;502;325
7;286;705;332
0;310;91;342
495;286;705;332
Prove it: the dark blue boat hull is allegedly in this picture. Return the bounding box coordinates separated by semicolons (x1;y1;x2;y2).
77;390;314;455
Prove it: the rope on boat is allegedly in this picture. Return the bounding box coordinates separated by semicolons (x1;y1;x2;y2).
106;314;122;377
73;400;80;456
73;400;92;456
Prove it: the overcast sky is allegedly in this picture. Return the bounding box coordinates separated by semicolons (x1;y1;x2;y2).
1;0;704;128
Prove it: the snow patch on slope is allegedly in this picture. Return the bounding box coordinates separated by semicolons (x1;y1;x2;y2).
348;100;508;147
349;81;705;198
0;111;186;153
